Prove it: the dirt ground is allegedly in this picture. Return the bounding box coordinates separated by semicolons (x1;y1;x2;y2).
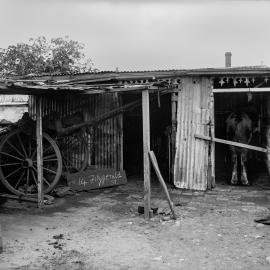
1;177;270;270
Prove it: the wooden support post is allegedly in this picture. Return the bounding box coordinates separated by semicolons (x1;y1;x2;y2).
149;151;176;220
119;94;124;171
266;94;270;174
36;95;44;208
142;90;151;219
209;88;215;189
170;93;177;183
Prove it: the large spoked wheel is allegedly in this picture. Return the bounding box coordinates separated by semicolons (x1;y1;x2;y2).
0;129;62;196
56;132;89;174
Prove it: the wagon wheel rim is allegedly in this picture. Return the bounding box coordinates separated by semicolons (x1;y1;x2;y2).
0;129;62;196
57;132;89;174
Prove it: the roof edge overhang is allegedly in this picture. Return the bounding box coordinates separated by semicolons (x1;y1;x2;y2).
1;66;270;95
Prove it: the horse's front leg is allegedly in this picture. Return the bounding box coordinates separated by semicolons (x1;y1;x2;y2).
231;150;238;185
240;151;249;185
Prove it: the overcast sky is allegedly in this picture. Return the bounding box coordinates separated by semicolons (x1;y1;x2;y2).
0;0;269;71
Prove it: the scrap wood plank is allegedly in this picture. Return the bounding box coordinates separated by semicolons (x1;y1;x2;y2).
67;168;127;191
0;193;54;204
213;87;270;93
149;151;176;220
195;134;267;153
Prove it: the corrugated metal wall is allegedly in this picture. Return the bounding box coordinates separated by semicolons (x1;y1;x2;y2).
174;77;213;190
29;93;123;170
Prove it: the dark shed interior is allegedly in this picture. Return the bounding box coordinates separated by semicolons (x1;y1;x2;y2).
122;93;171;181
214;91;268;185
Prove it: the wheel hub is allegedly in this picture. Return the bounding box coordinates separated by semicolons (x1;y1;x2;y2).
22;158;33;168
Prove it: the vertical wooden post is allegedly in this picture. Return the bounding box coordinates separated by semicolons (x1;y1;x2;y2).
266;94;270;174
142;90;151;219
36;95;44;208
208;86;215;189
171;92;178;183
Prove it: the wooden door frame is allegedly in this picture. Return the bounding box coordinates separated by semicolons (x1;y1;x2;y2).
202;85;270;190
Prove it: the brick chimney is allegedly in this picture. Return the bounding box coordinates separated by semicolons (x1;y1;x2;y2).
225;52;232;67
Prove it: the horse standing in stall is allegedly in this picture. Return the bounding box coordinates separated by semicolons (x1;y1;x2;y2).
226;112;253;185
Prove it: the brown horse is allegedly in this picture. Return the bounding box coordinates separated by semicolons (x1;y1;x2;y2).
226;112;252;185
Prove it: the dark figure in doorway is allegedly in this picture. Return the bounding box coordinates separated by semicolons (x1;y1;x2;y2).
226;112;253;185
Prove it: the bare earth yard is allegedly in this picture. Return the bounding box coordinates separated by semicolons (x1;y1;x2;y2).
1;178;270;270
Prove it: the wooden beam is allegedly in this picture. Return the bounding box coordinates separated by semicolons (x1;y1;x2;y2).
36;95;44;208
195;134;267;153
170;92;177;183
213;87;270;93
149;151;176;220
142;90;151;219
208;90;215;189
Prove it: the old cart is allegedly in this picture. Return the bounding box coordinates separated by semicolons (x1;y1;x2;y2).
0;92;153;197
0;112;90;196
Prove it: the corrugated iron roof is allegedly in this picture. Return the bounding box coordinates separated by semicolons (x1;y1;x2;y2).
1;66;270;95
9;65;270;78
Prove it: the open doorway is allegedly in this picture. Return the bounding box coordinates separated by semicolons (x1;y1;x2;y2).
214;92;267;185
122;92;172;181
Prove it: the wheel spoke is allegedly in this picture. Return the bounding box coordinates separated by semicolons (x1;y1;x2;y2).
14;170;26;189
0;162;22;167
32;166;53;186
43;159;58;162
26;168;29;186
43;154;57;160
33;163;58;175
7;141;24;158
31;145;54;160
1;151;23;161
30;168;38;186
43;167;57;175
43;145;54;155
43;176;51;187
17;133;27;157
30;149;37;159
33;158;58;163
64;158;74;165
62;159;69;170
63;156;72;166
5;166;22;179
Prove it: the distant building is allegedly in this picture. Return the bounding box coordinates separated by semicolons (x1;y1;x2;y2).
0;95;28;124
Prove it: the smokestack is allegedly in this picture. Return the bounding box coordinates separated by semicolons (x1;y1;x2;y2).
225;52;232;67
